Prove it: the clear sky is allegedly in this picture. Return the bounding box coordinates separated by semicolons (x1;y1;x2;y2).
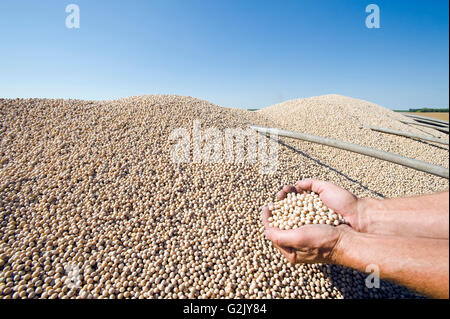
0;0;448;109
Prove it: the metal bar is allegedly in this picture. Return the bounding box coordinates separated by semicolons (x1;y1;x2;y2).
399;120;449;133
414;119;448;128
249;125;449;179
404;114;449;126
407;117;448;128
365;125;449;146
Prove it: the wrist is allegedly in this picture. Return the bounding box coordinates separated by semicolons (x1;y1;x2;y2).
353;198;378;233
330;226;356;265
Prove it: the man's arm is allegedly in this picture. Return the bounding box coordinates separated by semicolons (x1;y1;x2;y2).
333;229;449;299
292;179;449;239
357;191;449;239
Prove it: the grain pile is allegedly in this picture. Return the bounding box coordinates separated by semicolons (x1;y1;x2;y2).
258;94;449;198
0;94;447;299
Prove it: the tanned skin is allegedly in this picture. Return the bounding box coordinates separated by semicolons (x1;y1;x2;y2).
262;179;449;299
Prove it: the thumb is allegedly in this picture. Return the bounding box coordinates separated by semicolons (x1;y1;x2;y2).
265;228;301;248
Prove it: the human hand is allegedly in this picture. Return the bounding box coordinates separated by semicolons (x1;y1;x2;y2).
262;205;352;264
261;179;362;264
276;179;365;232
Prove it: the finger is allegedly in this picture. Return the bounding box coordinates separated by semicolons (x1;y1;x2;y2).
267;237;296;264
295;179;324;194
261;206;273;229
262;208;295;262
262;210;294;249
276;185;296;200
276;190;286;200
283;185;297;193
265;227;302;248
277;245;296;264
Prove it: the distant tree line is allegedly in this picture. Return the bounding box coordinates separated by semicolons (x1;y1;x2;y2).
395;108;449;113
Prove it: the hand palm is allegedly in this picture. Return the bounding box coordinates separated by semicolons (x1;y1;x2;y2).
262;205;349;264
263;179;359;264
294;179;359;230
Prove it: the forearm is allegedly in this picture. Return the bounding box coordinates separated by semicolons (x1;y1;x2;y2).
332;230;449;298
357;191;449;238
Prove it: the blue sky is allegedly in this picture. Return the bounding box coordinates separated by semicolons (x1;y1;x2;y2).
0;0;448;109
